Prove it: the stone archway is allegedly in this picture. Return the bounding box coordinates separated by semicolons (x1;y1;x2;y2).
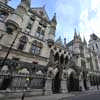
67;68;80;92
52;71;61;93
0;65;12;90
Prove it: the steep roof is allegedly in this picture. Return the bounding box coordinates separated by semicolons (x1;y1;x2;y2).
55;36;63;46
0;1;14;12
31;6;49;21
90;33;99;40
66;40;73;47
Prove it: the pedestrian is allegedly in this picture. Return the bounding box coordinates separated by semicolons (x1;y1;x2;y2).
21;93;25;100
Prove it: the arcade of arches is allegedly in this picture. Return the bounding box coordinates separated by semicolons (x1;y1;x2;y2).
47;50;100;93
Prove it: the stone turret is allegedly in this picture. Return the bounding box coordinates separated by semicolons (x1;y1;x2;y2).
51;13;57;26
64;38;66;47
73;29;80;54
5;0;31;34
17;0;31;13
74;28;77;39
47;13;57;47
83;36;87;46
50;13;57;36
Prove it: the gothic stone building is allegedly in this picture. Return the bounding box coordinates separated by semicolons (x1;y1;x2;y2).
0;0;100;95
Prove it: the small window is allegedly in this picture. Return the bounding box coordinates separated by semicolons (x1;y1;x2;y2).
92;46;94;50
27;23;32;30
18;36;28;50
37;27;41;33
12;57;19;61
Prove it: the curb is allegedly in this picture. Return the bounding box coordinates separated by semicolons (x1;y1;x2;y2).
59;91;100;100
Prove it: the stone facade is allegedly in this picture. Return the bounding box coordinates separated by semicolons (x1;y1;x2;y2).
0;0;100;95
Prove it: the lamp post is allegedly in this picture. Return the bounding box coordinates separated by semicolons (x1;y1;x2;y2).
0;29;20;68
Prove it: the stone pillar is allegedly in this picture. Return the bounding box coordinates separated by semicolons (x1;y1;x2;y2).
79;79;85;91
60;79;68;93
44;78;52;95
86;79;91;90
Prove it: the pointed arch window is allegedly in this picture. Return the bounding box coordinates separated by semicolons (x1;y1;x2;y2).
18;36;28;50
54;52;59;61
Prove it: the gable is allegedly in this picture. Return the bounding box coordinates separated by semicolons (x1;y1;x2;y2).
31;7;49;21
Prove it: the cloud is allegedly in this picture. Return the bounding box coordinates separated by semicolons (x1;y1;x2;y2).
55;0;82;42
79;0;100;42
8;0;100;43
55;0;100;43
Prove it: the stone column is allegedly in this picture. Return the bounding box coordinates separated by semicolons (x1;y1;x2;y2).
44;78;52;95
79;79;85;91
86;79;91;90
60;79;68;93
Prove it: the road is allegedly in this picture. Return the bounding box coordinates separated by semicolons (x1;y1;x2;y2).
61;93;100;100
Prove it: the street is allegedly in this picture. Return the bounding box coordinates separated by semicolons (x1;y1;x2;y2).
1;91;100;100
61;93;100;100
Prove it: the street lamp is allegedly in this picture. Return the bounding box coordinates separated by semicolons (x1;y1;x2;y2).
0;29;20;68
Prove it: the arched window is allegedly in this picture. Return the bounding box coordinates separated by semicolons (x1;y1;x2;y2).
18;36;28;50
65;56;68;64
60;54;64;64
54;52;59;61
49;50;54;63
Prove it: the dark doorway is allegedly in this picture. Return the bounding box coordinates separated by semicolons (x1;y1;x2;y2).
52;71;61;93
68;73;79;92
83;79;88;90
0;77;12;90
83;71;88;90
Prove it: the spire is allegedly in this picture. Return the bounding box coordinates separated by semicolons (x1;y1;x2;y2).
83;36;87;45
56;36;62;45
64;38;66;47
43;4;46;9
78;33;82;42
52;13;57;24
74;28;77;39
18;0;31;11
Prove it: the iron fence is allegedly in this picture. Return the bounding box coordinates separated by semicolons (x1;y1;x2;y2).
0;72;46;90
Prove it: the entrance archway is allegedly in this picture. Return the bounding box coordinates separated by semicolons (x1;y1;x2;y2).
52;71;61;93
67;68;79;92
0;77;12;90
0;65;12;90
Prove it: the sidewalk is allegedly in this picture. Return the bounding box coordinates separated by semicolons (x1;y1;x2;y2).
1;89;100;100
0;93;74;100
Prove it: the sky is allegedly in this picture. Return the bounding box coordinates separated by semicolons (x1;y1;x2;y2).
8;0;100;43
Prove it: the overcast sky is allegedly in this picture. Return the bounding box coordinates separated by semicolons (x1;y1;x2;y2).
8;0;100;43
